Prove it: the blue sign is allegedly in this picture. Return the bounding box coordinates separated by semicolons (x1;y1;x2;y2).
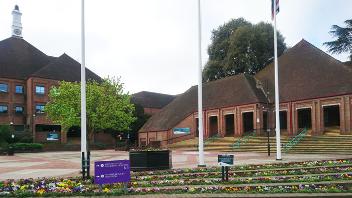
218;154;234;166
94;160;130;185
47;133;59;141
173;127;190;135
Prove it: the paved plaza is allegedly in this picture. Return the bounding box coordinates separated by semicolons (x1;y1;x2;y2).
0;150;351;180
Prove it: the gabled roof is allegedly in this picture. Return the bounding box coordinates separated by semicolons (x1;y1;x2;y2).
0;37;101;82
0;37;53;79
31;53;101;82
139;74;267;132
131;91;176;109
344;61;352;67
255;39;352;102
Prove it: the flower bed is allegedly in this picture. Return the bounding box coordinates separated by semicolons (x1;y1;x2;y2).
1;158;352;197
131;173;352;187
134;165;352;181
0;177;351;197
132;159;352;176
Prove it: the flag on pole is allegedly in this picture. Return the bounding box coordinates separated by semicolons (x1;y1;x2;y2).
271;0;280;20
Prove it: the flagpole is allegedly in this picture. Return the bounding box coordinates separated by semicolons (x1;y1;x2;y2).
81;0;88;169
273;0;282;160
197;0;205;167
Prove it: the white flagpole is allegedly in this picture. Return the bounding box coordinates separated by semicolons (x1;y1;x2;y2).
273;0;282;160
197;0;205;167
81;0;88;164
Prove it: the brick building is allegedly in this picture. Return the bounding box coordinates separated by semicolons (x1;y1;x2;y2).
139;40;352;147
0;6;111;145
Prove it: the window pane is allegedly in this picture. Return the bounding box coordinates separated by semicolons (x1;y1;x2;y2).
14;125;25;132
0;84;8;93
15;106;23;113
0;105;8;113
15;85;23;93
35;105;45;113
35;85;45;94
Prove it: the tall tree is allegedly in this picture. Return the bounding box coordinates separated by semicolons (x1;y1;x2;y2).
324;19;352;61
203;18;286;82
45;78;136;142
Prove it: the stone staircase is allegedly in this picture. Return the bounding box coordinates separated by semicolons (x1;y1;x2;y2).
169;131;352;154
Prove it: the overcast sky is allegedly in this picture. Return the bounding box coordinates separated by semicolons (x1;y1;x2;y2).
0;0;351;95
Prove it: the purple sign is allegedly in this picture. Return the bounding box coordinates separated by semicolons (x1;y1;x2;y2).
94;160;130;185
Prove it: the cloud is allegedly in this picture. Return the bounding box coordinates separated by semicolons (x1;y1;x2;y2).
0;0;351;95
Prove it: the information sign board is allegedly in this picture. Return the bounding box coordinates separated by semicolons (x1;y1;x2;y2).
94;160;130;185
218;154;234;166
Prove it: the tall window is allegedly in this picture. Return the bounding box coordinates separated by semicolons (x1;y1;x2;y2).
0;84;8;93
35;104;45;114
35;85;45;95
0;105;8;113
15;106;24;114
15;85;24;94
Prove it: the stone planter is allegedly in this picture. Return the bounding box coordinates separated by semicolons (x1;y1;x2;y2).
129;150;172;171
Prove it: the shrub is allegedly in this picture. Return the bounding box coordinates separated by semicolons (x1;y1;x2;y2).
11;143;43;151
18;134;33;143
93;142;108;149
0;125;11;143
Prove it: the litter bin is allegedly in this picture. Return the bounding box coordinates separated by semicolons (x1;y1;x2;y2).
7;145;14;156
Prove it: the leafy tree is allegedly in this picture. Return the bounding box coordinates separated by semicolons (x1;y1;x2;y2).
203;18;287;82
45;78;136;143
324;19;352;61
128;104;150;143
108;103;150;147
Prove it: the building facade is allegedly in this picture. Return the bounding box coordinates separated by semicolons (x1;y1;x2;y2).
139;40;352;147
0;6;112;145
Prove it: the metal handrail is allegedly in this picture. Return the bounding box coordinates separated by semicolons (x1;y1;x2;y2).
283;128;308;152
204;134;220;145
232;131;256;149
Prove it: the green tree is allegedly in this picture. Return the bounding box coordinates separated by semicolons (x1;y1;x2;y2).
203;18;287;82
45;78;136;142
324;19;352;61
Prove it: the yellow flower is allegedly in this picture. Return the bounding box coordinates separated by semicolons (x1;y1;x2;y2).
189;187;195;192
103;187;110;193
37;189;45;195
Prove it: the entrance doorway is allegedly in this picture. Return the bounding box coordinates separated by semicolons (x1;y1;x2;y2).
209;116;218;137
195;118;199;137
263;111;268;131
297;108;312;129
242;112;254;134
67;126;81;144
323;105;340;132
280;111;287;130
224;114;235;137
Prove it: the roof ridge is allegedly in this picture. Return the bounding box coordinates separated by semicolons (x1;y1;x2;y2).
243;75;267;103
295;39;351;71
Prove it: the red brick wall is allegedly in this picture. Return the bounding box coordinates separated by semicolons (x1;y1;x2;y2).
0;77;26;126
94;132;115;145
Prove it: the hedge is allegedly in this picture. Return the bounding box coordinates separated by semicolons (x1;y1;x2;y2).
10;143;43;151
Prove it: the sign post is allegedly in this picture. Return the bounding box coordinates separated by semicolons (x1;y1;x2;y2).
95;160;131;192
218;154;234;181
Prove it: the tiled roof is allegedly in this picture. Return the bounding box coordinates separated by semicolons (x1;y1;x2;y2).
0;37;100;82
31;53;101;82
255;39;352;102
131;91;176;109
0;37;53;79
139;74;267;132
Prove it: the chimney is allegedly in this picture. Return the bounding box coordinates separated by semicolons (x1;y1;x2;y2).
12;5;23;38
